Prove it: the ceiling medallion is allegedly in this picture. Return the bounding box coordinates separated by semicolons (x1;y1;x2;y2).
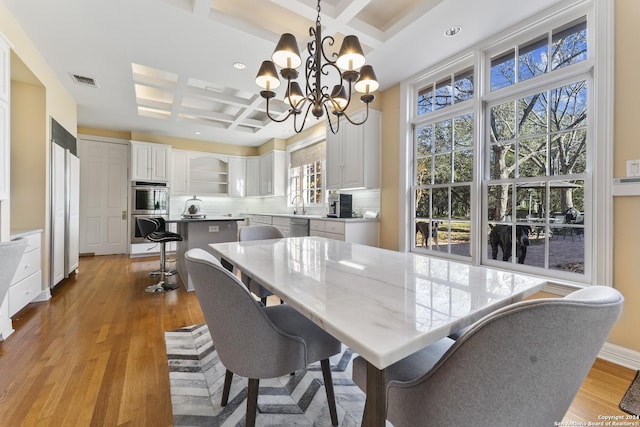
254;0;379;134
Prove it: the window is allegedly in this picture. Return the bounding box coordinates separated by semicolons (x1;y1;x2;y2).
289;141;325;205
408;11;595;283
412;66;474;256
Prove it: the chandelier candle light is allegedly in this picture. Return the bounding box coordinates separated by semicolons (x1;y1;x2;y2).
255;0;379;134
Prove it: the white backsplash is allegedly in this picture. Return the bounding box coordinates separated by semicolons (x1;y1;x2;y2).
170;188;380;217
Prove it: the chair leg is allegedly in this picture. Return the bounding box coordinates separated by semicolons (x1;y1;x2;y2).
321;358;339;426
246;378;260;427
221;370;234;406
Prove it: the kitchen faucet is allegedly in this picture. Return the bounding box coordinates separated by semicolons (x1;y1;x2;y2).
291;195;306;215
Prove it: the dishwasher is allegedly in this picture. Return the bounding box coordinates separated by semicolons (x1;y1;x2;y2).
290;218;309;237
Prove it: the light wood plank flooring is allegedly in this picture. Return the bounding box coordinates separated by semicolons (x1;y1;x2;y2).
0;254;635;426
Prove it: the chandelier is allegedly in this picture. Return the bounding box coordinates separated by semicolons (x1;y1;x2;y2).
255;0;379;134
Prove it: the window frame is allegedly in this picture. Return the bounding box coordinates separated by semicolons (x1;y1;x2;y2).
399;0;613;288
287;135;326;207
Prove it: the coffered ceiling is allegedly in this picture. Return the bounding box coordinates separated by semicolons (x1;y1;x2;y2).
2;0;563;146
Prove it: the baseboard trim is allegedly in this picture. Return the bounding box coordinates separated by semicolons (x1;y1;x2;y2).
599;342;640;370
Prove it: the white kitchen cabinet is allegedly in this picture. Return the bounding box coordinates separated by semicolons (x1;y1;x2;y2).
309;219;379;247
259;151;285;197
246;214;272;225
130;141;170;182
245;157;260;197
9;230;42;317
228;156;246;198
271;216;290;237
0;34;9;201
189;152;228;195
170;149;189;194
326;109;381;190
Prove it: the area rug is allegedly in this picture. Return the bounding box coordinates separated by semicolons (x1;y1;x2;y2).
620;370;640;416
165;323;366;426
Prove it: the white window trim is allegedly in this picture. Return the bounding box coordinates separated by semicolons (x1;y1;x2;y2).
286;134;326;206
399;0;613;287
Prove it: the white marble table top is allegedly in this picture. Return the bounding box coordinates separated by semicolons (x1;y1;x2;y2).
209;236;547;370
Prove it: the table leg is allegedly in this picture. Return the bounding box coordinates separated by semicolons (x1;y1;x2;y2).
362;361;386;427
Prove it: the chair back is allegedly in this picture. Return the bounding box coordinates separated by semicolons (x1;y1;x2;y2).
239;225;284;241
184;248;306;378
136;217;159;239
386;286;623;427
0;238;28;304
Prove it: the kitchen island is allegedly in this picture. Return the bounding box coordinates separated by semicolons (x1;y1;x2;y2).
166;216;244;291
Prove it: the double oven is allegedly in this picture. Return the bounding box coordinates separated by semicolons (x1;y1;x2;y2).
131;181;169;243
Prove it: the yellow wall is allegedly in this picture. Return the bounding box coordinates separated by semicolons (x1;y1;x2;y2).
609;0;640;352
379;84;401;250
10;80;46;231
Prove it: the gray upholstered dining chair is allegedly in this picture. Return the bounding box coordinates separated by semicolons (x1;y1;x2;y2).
185;248;341;427
352;286;623;427
238;225;284;305
0;238;28;308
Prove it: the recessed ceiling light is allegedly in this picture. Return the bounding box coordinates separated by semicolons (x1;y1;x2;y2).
195;131;201;135
233;62;246;70
444;25;462;37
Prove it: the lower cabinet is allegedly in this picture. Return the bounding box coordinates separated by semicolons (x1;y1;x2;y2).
310;219;379;247
271;216;291;237
9;231;42;317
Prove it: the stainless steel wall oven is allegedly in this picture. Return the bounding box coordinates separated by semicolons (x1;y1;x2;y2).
131;181;169;243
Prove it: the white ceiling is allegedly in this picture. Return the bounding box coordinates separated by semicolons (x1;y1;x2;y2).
3;0;563;147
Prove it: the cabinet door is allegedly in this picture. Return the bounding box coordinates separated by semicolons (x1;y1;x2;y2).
0;100;8;200
343;121;364;189
246;157;260;196
151;145;170;181
170;149;188;194
228;156;246;197
0;35;9;102
130;142;152;180
325;126;343;190
259;152;274;196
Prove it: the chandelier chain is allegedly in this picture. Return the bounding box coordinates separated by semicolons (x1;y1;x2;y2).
316;0;321;27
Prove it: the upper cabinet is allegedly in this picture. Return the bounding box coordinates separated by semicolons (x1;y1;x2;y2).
0;35;9;200
130;141;170;182
170;149;231;196
227;156;246;198
170;149;189;194
189;153;228;195
245;157;260;197
326;109;381;190
259;151;285;197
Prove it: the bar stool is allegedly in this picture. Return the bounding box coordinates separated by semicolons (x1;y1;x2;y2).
136;217;183;293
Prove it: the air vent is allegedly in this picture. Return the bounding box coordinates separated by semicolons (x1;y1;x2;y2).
70;73;99;88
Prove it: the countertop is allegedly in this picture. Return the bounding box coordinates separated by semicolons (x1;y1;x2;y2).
245;213;379;223
10;229;43;239
166;216;245;223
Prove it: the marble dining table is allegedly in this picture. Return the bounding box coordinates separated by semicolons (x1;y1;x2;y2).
208;236;547;427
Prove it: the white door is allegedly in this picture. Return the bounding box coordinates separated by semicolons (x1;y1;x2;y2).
52;144;66;285
79;138;129;255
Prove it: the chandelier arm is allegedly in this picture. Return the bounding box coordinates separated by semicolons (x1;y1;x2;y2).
264;97;296;123
324;103;340;134
293;102;314;133
341;102;371;126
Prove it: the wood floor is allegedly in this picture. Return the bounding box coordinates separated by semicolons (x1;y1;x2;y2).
0;254;636;426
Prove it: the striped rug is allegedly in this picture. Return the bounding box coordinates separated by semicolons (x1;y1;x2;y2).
165;323;367;426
